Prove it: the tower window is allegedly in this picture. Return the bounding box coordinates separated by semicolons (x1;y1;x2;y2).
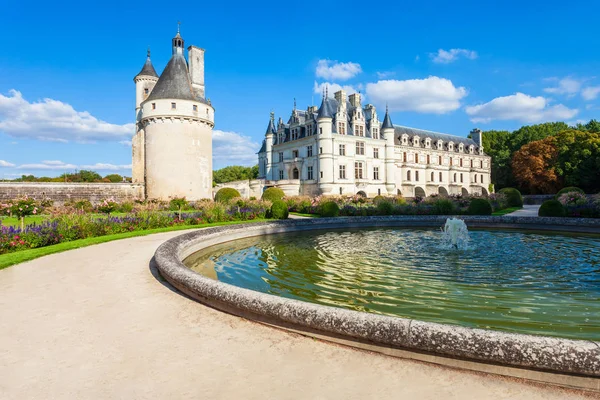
152;103;156;110
144;88;149;95
193;105;198;112
171;103;176;109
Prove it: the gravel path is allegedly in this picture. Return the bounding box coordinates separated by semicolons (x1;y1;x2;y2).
0;230;590;399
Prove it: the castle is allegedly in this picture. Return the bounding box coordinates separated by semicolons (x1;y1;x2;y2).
132;28;214;200
130;28;491;201
257;89;492;198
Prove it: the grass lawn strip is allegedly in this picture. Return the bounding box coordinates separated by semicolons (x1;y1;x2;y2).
492;207;522;216
0;219;267;270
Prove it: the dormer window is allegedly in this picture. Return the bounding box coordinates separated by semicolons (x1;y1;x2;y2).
372;128;379;139
413;137;419;146
469;145;474;154
425;140;431;148
459;144;464;152
402;136;408;145
437;140;443;149
448;143;454;151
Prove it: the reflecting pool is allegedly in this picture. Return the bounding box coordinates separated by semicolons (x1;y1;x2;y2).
184;228;600;340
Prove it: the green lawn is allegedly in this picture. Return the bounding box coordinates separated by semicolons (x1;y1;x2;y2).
0;219;267;270
492;207;522;216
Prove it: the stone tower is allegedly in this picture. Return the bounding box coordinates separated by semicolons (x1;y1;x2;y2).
133;28;215;200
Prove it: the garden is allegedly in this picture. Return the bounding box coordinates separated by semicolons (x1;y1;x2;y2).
2;185;599;263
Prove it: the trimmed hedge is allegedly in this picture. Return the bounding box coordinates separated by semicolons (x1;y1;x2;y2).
262;187;285;202
468;198;492;215
539;200;566;217
319;201;340;217
433;198;456;215
498;188;523;207
556;187;585;198
376;201;394;215
270;200;289;219
214;188;241;203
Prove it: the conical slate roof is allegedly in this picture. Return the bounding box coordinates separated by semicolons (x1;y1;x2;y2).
265;116;276;135
258;139;266;153
145;54;196;102
317;97;335;119
381;108;394;129
135;56;158;79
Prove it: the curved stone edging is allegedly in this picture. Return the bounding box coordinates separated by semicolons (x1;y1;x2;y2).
154;216;600;378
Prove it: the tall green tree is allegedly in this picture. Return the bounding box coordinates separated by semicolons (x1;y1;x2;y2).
554;130;600;192
481;130;513;189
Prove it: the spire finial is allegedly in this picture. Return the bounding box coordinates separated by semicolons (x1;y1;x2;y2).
177;21;181;34
325;85;329;99
270;111;275;121
147;46;151;58
293;98;296;110
386;102;389;113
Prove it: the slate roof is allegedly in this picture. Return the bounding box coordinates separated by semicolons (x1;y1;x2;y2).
393;126;478;149
144;54;208;104
381;110;394;129
135;56;158;79
258;139;266;153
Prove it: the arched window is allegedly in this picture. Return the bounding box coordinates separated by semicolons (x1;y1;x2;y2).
475;175;478;183
431;172;434;182
460;173;463;183
481;174;484;183
407;170;411;181
439;172;442;182
453;173;457;182
403;152;407;162
427;155;430;164
415;171;419;181
293;168;299;179
460;158;463;167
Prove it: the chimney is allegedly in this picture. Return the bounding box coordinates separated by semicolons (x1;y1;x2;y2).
187;46;205;99
470;128;483;151
348;93;361;107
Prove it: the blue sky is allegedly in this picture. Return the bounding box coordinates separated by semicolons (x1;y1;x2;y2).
1;0;600;178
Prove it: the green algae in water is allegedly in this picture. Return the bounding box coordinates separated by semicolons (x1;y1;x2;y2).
184;228;600;341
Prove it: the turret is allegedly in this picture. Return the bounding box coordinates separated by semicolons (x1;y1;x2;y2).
134;48;159;114
264;112;276;180
381;106;396;194
317;95;334;193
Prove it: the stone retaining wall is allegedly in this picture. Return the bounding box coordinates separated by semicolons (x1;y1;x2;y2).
0;182;144;204
154;216;600;388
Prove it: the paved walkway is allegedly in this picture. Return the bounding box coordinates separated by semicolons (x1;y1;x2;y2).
505;204;541;217
0;231;590;399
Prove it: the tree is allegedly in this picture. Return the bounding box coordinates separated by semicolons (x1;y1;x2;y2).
482;130;513;189
511;136;562;194
509;122;569;152
553;130;600;192
573;119;600;133
213;165;259;184
104;174;124;183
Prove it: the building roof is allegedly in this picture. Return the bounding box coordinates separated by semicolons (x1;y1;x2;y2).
258;139;266;153
145;54;206;103
381;109;394;129
317;97;335;119
265;115;276;135
135;56;159;79
393;126;478;147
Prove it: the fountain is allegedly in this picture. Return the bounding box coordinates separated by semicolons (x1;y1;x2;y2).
441;218;470;249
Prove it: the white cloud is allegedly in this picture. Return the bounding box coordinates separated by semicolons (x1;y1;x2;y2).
582;86;600;101
430;49;477;64
212;129;260;167
0;160;15;167
80;163;132;171
315;60;362;81
0;90;135;143
365;76;467;114
313;81;359;97
543;77;582;97
465;92;579;123
17;161;78;170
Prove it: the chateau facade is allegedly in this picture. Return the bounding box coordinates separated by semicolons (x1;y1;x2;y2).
258;90;491;198
132;29;214;200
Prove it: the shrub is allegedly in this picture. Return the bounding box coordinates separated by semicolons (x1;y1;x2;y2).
488;193;507;211
270;200;289;219
40;198;54;208
556;187;585;198
539;200;566;217
319;201;340;217
72;199;93;212
498;188;523;207
433;198;456;215
169;197;189;211
262;187;285;202
557;191;587;207
215;188;241;203
372;195;388;205
376;201;394;216
468;198;492;215
119;202;134;213
97;198;118;215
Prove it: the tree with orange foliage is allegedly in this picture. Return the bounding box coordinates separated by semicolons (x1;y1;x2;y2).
511;136;563;194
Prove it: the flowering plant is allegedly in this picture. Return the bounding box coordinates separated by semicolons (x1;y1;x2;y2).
97;198;118;215
558;192;587;207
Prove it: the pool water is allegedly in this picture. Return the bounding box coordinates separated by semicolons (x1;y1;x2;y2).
184;228;600;341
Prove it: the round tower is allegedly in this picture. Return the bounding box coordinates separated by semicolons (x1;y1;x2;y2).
316;93;334;194
138;28;215;201
132;49;159;185
381;106;396;195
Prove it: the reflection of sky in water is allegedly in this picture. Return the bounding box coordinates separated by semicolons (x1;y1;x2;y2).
184;228;600;341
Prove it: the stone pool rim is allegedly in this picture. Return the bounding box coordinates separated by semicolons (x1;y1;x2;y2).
153;216;600;383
